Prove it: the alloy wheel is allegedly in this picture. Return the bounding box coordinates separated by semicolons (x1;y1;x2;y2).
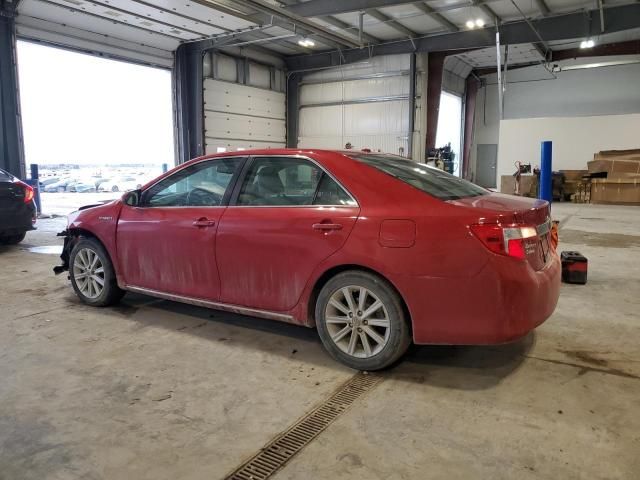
73;248;105;299
324;285;391;358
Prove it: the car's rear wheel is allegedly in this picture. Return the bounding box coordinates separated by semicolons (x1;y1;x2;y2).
69;237;125;307
0;232;26;245
315;271;411;371
111;185;119;192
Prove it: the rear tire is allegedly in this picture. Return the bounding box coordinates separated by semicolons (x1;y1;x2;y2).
69;237;125;307
315;271;411;371
0;232;26;245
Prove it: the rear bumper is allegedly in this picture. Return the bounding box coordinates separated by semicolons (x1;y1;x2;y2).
393;252;561;345
0;205;36;236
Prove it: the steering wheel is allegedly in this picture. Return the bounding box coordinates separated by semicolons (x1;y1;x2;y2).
185;187;222;206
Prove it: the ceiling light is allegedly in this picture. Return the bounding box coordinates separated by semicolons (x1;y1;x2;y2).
466;20;476;29
580;39;595;49
298;38;315;48
475;18;485;27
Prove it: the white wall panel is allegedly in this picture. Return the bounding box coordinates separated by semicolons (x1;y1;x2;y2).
303;54;410;83
205;111;284;143
300;77;409;105
217;54;238;82
471;56;640;182
298;54;411;155
204;80;285;119
203;79;285;152
299;101;409;155
249;62;270;89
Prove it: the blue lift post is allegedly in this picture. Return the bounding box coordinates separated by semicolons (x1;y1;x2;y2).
539;141;553;204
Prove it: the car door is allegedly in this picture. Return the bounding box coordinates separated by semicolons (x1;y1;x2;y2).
216;155;360;312
116;156;245;301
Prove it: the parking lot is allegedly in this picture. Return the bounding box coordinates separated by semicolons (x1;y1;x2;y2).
2;203;638;479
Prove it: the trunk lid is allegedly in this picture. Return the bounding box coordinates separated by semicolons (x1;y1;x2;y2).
450;193;553;270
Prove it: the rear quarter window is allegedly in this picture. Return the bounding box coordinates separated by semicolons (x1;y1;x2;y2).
347;153;488;200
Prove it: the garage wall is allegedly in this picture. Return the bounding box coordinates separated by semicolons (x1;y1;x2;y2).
298;54;411;155
470;55;640;185
203;53;286;154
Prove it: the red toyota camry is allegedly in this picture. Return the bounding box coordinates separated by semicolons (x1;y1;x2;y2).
55;150;560;370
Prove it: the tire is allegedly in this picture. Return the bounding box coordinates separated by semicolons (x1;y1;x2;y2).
111;185;119;192
315;270;411;371
0;232;26;245
69;237;125;307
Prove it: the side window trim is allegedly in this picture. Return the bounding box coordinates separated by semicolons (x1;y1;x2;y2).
228;155;358;207
140;156;248;208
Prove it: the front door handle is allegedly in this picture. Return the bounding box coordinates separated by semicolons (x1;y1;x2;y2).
193;218;216;228
313;223;343;231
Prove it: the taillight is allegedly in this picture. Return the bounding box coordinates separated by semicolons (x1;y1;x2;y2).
15;180;34;203
470;223;537;260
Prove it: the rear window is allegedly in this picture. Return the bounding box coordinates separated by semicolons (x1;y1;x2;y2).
347;153;488;200
0;168;12;181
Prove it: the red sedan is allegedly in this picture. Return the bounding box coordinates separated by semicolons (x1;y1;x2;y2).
55;150;560;370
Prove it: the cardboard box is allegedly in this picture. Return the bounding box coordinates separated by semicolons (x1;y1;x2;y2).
594;149;640;162
500;175;537;196
588;159;640;175
560;169;589;181
591;178;640;205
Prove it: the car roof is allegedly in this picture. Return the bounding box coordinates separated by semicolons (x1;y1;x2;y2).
186;148;376;163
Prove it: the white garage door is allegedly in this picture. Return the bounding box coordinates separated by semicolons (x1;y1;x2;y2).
203;79;286;154
298;54;410;155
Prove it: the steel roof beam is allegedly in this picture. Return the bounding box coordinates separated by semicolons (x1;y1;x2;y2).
285;3;640;70
365;8;417;38
534;0;551;16
412;2;458;32
287;0;421;17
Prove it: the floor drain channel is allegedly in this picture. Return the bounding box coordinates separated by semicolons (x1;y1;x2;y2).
225;372;383;480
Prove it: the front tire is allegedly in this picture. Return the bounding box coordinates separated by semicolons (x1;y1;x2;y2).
315;271;411;371
69;237;125;306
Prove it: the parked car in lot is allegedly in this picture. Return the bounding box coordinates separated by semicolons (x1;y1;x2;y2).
0;168;36;244
44;178;75;192
97;176;141;193
54;150;560;370
68;179;97;193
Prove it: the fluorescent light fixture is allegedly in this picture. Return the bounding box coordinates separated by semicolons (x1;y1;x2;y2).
580;39;595;49
466;20;475;29
216;147;227;153
298;38;315;47
475;18;485;27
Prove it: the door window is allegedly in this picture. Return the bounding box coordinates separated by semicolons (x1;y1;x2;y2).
236;157;355;206
144;157;243;207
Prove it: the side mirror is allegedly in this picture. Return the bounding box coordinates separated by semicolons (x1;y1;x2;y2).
123;189;142;207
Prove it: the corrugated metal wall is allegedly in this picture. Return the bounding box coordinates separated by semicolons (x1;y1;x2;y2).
203;53;286;154
298;54;411;156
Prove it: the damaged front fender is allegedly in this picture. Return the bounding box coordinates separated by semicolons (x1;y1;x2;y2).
53;230;75;276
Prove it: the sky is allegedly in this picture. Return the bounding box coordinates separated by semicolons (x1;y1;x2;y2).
17;41;175;166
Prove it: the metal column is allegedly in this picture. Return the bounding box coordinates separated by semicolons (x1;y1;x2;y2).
0;1;26;178
407;52;416;159
286;73;301;148
173;43;204;164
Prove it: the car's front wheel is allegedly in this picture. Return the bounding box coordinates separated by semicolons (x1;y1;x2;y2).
315;271;411;371
69;237;125;306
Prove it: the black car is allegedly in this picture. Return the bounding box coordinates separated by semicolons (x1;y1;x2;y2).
0;168;36;244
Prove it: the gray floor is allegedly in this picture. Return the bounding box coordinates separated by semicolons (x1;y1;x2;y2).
1;203;638;480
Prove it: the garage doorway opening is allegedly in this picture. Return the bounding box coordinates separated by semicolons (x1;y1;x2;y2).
436;91;463;176
17;41;175;215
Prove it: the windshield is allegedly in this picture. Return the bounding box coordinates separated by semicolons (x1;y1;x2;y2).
347;153;488;200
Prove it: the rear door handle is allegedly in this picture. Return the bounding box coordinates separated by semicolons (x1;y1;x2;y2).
193;218;216;228
313;223;343;231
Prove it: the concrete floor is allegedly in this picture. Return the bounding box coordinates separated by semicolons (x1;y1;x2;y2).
1;203;638;480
